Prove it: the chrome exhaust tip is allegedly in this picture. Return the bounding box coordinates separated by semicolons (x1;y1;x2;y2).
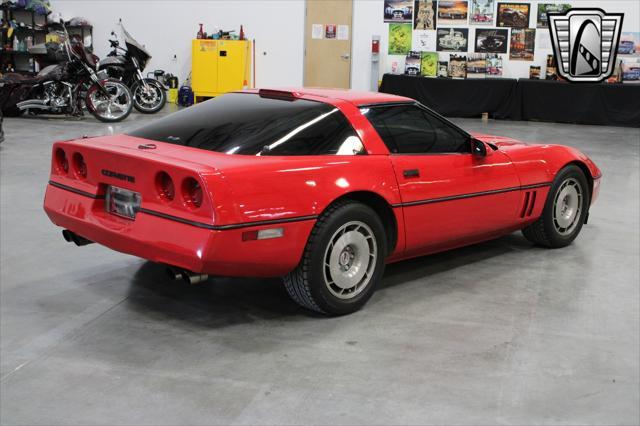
166;267;208;285
62;230;94;246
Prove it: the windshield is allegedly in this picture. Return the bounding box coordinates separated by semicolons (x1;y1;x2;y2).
119;22;151;58
128;93;365;156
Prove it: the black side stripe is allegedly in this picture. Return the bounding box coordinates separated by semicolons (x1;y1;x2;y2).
391;182;552;208
49;181;317;231
138;209;318;231
49;180;105;199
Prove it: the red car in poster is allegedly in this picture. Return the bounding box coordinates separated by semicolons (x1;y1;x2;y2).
44;88;601;315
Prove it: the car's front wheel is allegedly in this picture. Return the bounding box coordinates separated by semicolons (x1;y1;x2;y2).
522;165;590;248
284;200;387;315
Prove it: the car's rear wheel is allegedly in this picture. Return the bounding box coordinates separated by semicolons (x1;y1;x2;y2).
522;165;590;248
284;200;386;316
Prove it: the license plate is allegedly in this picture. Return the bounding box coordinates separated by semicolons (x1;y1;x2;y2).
105;186;141;220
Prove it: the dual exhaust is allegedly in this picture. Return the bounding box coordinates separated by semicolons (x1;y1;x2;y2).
62;229;208;285
62;229;94;246
166;267;209;285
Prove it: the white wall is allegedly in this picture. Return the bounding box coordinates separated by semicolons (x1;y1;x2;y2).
352;0;640;89
52;0;305;87
51;0;639;91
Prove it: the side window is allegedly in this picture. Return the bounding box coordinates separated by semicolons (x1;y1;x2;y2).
362;105;469;154
266;108;365;156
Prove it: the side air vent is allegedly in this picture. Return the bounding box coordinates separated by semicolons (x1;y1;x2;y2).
520;191;537;218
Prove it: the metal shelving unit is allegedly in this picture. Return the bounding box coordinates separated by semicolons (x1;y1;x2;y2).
0;5;48;74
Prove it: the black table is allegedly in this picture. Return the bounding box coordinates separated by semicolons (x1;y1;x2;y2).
515;79;640;127
379;74;518;119
379;74;640;127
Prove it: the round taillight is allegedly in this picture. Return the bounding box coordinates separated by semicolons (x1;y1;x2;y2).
72;153;87;179
155;171;175;201
182;177;203;209
55;148;68;174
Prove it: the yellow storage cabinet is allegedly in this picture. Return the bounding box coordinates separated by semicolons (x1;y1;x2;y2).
191;39;251;102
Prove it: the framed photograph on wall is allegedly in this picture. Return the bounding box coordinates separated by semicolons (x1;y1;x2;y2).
437;1;468;25
384;0;414;23
486;54;503;76
536;3;570;28
421;51;439;76
496;2;530;28
469;0;494;25
436;27;469;52
475;28;509;53
388;23;413;54
510;28;535;60
405;51;422;75
414;0;437;29
449;54;467;78
467;53;487;78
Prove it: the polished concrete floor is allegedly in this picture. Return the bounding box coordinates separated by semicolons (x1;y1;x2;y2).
1;107;638;425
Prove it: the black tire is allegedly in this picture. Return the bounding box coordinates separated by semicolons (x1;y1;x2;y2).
522;165;590;248
284;200;387;316
132;79;166;114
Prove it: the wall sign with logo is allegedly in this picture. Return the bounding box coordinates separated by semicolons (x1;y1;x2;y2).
548;8;624;82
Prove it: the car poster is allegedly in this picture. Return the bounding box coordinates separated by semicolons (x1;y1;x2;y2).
437;1;468;25
529;65;541;79
475;28;509;53
536;3;570;28
436;27;469;52
405;51;422;75
421;51;439;76
509;28;535;60
449;54;467;78
496;2;530;28
466;53;487;78
414;0;437;29
412;29;437;51
621;57;640;82
388;23;413;54
545;54;557;80
384;0;414;23
486;53;503;76
618;33;640;56
469;0;494;25
438;60;449;77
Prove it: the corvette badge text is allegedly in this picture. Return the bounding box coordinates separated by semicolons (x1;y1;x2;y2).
548;8;624;82
101;169;136;183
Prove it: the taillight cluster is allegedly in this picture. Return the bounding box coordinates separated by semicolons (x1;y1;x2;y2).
155;171;203;209
54;148;87;180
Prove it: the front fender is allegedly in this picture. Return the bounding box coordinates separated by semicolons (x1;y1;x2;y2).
135;78;168;91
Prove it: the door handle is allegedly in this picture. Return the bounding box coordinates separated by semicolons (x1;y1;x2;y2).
403;169;420;178
340;53;350;60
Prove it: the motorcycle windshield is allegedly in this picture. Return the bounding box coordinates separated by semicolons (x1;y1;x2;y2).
120;23;152;60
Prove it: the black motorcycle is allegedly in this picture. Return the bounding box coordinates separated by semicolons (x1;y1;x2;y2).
98;22;166;114
0;25;133;123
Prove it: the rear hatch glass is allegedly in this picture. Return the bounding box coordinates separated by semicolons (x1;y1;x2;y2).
128;93;364;156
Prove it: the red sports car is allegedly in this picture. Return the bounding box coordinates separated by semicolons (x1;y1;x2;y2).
44;88;601;315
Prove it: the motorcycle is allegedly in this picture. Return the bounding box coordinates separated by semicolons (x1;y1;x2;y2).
0;24;133;123
98;22;167;114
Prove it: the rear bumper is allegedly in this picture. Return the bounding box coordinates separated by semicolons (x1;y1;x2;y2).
44;184;314;277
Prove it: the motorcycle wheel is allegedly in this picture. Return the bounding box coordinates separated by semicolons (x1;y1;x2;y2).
132;79;166;114
85;79;133;123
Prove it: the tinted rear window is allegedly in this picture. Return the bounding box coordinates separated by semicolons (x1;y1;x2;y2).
128;93;365;156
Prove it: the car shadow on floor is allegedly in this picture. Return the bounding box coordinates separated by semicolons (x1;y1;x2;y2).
124;233;534;326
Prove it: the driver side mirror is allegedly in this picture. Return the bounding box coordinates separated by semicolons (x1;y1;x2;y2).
471;138;487;157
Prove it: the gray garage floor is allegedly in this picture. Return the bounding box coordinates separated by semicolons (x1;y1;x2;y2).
1;107;638;425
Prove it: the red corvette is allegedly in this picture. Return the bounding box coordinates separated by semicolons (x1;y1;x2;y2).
44;88;601;315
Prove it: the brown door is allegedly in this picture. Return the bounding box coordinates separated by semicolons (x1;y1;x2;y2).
304;0;353;88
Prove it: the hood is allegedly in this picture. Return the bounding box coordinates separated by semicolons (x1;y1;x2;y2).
471;132;533;148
